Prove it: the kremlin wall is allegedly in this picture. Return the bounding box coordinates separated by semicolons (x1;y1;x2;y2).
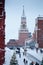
0;0;5;65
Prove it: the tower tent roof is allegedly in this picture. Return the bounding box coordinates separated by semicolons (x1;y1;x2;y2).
22;5;26;17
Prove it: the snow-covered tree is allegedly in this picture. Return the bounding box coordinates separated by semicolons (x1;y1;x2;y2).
41;58;43;65
10;52;18;65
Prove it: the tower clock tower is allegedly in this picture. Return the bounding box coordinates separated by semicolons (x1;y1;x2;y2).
19;6;29;46
0;0;5;65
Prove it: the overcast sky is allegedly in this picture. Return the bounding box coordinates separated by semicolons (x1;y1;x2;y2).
5;0;43;43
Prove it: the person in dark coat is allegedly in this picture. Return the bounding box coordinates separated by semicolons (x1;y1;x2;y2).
23;58;25;63
25;60;28;64
19;53;21;58
35;62;39;65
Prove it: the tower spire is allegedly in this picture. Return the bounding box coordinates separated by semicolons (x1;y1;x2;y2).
22;5;25;17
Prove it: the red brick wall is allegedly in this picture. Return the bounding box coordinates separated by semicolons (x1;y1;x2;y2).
37;19;43;48
0;0;5;65
33;18;43;48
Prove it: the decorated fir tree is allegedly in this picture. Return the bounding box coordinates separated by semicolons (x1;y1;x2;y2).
41;58;43;65
10;52;18;65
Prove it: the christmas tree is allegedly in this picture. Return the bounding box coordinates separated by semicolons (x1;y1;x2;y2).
41;58;43;65
10;52;18;65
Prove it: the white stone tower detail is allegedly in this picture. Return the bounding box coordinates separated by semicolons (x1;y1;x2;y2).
19;5;28;33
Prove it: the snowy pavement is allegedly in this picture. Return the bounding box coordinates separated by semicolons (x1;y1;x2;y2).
3;47;14;65
16;48;31;65
3;47;43;65
26;52;41;65
16;48;43;65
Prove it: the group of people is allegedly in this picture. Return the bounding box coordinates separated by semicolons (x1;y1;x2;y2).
23;59;39;65
30;61;39;65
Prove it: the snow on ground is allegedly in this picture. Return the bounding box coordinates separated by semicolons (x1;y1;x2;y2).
16;48;31;65
3;47;14;65
27;48;43;61
3;47;43;65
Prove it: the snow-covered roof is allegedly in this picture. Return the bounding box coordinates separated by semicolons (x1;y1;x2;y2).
27;48;43;61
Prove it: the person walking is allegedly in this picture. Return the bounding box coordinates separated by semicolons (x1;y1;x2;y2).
25;60;28;65
23;58;26;64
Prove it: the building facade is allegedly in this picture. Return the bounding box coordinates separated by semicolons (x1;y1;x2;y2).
0;0;5;65
34;17;43;48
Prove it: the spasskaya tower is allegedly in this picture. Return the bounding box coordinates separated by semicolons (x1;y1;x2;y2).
19;6;29;46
